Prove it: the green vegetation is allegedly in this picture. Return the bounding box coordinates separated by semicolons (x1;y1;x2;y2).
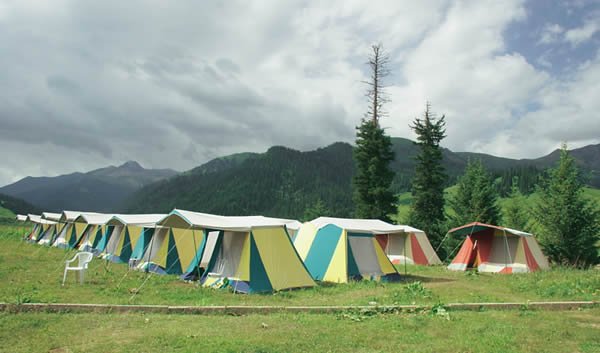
533;146;600;267
408;104;447;248
353;119;396;221
2;225;598;307
448;159;501;227
0;193;41;218
1;309;599;353
2;224;599;352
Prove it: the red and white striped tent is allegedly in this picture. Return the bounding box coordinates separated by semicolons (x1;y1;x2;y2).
374;225;441;265
447;222;549;273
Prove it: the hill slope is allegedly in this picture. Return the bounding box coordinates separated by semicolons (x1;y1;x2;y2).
127;140;599;219
0;193;42;218
0;161;177;212
126;143;355;218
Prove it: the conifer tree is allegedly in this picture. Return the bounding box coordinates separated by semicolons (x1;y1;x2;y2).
449;159;501;226
533;145;600;267
408;103;447;248
353;44;396;222
503;177;529;230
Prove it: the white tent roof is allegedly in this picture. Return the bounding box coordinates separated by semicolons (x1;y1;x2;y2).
158;209;301;232
74;213;114;225
26;214;57;225
107;214;167;227
309;217;423;235
41;212;61;221
59;210;101;222
16;214;27;222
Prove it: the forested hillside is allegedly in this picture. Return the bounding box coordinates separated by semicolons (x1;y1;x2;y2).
126;139;599;219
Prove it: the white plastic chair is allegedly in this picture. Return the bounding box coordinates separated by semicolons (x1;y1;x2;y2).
62;252;93;286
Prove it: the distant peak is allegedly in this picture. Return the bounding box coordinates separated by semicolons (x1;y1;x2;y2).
119;161;143;170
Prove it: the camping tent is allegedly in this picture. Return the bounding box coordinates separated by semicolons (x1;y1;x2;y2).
25;214;57;242
294;217;400;283
141;209;315;293
72;213;114;254
374;225;441;265
447;222;549;273
16;214;27;222
101;214;165;264
52;211;99;249
42;212;61;222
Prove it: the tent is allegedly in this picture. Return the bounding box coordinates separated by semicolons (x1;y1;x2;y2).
101;214;165;264
52;211;99;249
447;222;549;273
25;214;57;242
142;209;315;293
294;217;400;283
42;212;61;222
16;214;27;222
374;225;441;265
73;213;114;254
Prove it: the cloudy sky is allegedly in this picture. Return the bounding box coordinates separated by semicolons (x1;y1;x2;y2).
1;0;599;186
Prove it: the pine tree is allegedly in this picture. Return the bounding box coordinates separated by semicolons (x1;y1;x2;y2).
353;44;396;222
353;119;397;222
408;103;447;249
302;199;330;222
503;177;529;230
532;145;600;267
449;159;501;226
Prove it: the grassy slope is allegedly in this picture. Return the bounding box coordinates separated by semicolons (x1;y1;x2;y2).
1;309;599;353
0;206;14;218
1;225;598;307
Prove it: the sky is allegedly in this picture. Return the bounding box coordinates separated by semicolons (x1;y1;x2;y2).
0;0;599;186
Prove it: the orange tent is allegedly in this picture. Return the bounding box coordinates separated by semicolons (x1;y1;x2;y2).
447;222;549;273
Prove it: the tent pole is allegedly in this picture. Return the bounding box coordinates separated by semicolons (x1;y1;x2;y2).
403;235;407;275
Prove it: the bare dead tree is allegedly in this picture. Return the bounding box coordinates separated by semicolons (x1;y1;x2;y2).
364;44;390;126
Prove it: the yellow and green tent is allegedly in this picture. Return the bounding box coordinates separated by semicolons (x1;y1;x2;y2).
101;214;166;264
141;209;315;293
294;217;401;283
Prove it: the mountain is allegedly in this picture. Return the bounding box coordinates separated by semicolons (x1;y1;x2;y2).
0;161;177;212
0;193;42;218
126;143;355;219
126;139;599;220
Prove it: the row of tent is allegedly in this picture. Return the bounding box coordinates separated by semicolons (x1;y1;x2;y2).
17;210;549;292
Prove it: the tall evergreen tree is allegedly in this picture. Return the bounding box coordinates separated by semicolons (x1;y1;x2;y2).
353;44;396;222
503;177;529;230
408;103;447;248
449;159;501;226
353;120;397;222
532;145;600;267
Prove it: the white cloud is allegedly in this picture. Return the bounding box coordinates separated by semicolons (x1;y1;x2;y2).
538;23;564;44
565;18;599;46
0;0;598;186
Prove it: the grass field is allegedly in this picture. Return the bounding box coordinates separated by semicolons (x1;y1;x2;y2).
1;224;599;352
1;309;599;353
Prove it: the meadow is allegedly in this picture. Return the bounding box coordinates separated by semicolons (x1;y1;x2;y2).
1;224;599;352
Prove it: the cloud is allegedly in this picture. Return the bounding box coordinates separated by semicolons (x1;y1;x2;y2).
565;18;599;46
0;0;598;187
538;23;564;44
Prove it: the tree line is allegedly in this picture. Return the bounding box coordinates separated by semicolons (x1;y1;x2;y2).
348;44;599;268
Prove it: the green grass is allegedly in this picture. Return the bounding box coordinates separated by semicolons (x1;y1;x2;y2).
0;206;15;219
1;225;598;307
1;309;599;353
2;225;600;352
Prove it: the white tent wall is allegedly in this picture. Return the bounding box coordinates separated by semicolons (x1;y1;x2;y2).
478;234;525;273
209;231;245;277
52;223;70;247
136;227;168;269
77;225;97;251
200;231;220;268
348;236;384;277
386;234;413;265
103;225;124;256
